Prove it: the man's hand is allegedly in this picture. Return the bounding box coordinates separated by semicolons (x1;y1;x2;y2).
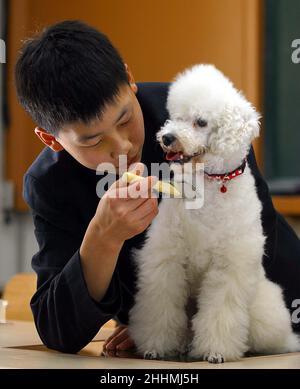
102;325;135;351
92;162;159;245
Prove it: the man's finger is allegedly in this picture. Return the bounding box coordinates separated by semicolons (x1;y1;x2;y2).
128;162;145;176
127;176;158;199
103;326;126;349
105;330;129;350
108;162;145;193
116;337;135;351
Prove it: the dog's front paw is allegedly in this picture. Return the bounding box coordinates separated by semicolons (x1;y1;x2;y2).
144;350;160;360
203;352;225;364
188;347;225;363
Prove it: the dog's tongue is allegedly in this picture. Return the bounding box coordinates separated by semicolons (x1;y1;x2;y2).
166;151;183;161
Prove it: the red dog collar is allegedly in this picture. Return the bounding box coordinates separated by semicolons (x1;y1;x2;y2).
204;159;247;193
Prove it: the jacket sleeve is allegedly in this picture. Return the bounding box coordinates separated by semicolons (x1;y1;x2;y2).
24;173;122;353
247;146;300;333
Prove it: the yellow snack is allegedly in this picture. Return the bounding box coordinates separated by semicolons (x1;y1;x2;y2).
121;172;181;196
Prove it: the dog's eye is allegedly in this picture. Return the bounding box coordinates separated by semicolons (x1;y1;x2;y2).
196;118;208;127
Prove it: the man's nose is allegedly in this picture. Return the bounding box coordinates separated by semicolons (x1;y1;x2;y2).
162;133;177;146
110;130;132;157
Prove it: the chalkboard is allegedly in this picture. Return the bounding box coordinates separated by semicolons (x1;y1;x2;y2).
264;0;300;184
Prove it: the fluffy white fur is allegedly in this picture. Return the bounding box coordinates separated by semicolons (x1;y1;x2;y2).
128;64;300;363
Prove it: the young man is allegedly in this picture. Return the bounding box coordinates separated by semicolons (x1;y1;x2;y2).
16;20;300;355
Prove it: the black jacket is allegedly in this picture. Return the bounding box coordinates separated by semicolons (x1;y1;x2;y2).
23;82;300;354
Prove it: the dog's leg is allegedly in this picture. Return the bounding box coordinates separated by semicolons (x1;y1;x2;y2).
248;277;300;355
189;238;264;363
128;247;189;360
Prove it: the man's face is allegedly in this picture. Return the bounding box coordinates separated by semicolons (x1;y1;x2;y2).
51;83;145;173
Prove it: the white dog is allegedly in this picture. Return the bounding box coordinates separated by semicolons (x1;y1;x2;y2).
128;64;300;363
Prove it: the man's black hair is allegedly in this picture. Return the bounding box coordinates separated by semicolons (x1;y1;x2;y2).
15;20;129;136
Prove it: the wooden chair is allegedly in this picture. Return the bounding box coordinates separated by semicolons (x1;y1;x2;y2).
2;273;37;321
2;273;116;327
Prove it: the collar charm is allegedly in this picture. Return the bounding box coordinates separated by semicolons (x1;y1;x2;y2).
205;159;247;194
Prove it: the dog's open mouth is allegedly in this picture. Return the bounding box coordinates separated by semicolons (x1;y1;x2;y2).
165;151;184;161
165;150;204;163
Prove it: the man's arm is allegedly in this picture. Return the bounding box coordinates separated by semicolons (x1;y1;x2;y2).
30;221;122;353
24;163;158;353
25;171;123;353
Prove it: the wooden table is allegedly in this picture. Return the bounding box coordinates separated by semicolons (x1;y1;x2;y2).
0;321;300;369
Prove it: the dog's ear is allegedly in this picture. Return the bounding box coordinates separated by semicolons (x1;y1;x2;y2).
209;101;260;155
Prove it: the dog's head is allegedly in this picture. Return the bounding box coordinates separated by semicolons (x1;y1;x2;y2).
157;64;260;165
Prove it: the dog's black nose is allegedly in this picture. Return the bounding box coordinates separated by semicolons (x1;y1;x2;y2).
162;134;176;146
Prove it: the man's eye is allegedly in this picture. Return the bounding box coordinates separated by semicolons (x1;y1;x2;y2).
88;138;103;147
195;118;208;127
119;117;131;126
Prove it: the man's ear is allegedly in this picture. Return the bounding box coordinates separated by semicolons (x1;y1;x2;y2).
124;63;138;94
34;127;64;152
